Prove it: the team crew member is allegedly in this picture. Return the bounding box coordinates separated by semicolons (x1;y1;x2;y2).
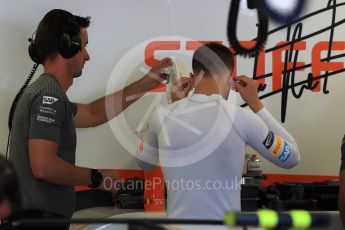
338;136;345;228
137;43;300;221
8;9;171;225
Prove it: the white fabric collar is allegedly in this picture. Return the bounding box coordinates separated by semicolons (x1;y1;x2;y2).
187;93;224;103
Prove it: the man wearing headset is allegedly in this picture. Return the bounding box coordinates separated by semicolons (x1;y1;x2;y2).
8;9;171;227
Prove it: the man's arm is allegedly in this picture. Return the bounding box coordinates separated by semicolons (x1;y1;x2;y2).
29;139;118;188
29;139;92;186
28;94;94;186
74;58;171;128
234;76;300;169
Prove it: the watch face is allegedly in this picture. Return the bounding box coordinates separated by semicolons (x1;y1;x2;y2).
90;170;102;188
105;36;237;168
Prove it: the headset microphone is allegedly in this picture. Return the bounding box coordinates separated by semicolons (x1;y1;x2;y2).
28;37;41;64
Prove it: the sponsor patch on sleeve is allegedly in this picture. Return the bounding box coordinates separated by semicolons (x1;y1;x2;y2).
263;131;274;149
272;136;283;156
42;96;58;105
278;141;291;162
35;95;60;125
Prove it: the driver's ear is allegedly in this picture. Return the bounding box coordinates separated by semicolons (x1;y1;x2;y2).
190;72;195;87
228;72;236;90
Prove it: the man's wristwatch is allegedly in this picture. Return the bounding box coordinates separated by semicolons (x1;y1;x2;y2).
88;169;103;188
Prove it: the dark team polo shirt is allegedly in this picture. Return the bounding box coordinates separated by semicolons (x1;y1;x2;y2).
341;135;345;170
10;74;78;218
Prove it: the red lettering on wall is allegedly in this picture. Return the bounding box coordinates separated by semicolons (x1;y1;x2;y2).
144;40;343;94
312;41;345;92
144;41;180;67
272;41;306;91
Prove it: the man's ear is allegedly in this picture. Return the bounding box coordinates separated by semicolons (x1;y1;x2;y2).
230;79;236;90
189;72;195;87
0;200;12;220
228;74;236;90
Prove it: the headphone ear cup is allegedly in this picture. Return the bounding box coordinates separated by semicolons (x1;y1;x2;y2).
59;33;81;59
28;40;42;64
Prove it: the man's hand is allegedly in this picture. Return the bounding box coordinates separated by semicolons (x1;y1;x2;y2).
171;77;193;102
145;58;173;85
234;75;264;113
98;170;120;194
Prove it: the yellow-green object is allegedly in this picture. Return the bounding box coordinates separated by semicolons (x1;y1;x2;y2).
290;210;312;228
224;212;236;226
257;209;279;229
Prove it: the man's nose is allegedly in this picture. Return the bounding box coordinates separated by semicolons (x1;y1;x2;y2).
85;51;90;61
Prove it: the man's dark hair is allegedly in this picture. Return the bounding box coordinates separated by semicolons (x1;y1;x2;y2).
75;15;91;28
192;43;234;77
0;155;21;212
33;9;91;63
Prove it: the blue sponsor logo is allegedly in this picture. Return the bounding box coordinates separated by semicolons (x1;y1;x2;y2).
278;141;291;163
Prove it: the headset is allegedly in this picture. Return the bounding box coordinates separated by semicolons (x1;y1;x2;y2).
28;13;82;64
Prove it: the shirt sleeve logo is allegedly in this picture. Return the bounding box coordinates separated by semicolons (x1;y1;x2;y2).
42;96;58;105
278;141;291;162
263;131;274;149
272;136;283;156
